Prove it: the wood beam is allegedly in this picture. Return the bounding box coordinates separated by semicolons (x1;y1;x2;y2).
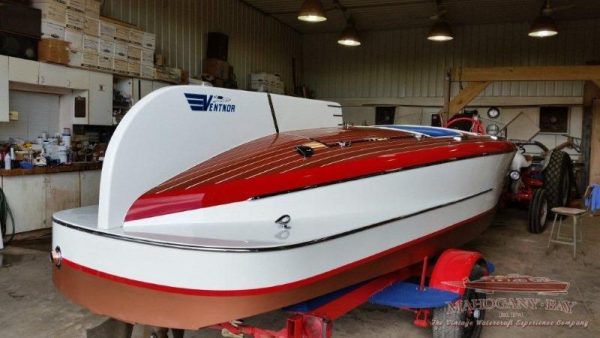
452;66;600;82
448;81;490;116
592;79;600;91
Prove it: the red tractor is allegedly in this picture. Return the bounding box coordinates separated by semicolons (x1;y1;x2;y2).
505;141;575;233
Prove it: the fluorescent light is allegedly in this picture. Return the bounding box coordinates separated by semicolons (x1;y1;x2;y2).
427;21;454;42
529;15;558;37
298;0;327;22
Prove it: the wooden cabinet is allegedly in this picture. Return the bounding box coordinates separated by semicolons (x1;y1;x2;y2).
0;56;8;122
80;170;101;206
8;57;39;84
89;72;113;125
67;68;89;89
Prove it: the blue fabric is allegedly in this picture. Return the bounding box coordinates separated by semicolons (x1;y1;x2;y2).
585;184;600;213
381;125;461;137
369;282;460;309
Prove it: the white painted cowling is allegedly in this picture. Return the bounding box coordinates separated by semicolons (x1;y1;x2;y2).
97;86;342;229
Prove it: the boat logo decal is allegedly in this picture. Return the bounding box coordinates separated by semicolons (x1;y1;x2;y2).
184;93;236;112
442;274;570;295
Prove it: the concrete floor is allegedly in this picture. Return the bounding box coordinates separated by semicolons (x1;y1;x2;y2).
1;208;598;338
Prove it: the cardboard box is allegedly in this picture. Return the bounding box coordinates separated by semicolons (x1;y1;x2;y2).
84;16;99;37
41;19;66;40
98;38;114;55
142;32;155;49
81;51;98;68
66;0;85;13
156;67;182;84
113;59;128;74
115;24;130;42
31;1;67;24
203;58;229;80
113;41;128;60
38;38;70;65
128;62;140;77
65;8;84;31
99;20;116;40
129;29;143;46
141;63;155;79
64;29;83;51
82;34;99;52
85;0;101;17
127;44;141;61
141;48;153;64
98;54;113;70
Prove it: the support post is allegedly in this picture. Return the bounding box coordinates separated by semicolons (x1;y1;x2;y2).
448;81;490;116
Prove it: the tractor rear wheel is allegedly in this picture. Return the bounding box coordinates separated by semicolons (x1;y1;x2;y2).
543;150;572;210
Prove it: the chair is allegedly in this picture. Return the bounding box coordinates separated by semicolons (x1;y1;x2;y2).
547;186;594;258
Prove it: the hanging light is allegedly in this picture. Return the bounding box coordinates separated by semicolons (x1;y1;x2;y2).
528;15;558;37
427;20;454;41
338;19;361;46
298;0;327;22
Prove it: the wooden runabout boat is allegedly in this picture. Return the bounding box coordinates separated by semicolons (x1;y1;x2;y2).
51;87;515;329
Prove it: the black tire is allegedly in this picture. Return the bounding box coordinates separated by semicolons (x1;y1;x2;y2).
432;263;486;338
528;189;549;233
543;150;572;210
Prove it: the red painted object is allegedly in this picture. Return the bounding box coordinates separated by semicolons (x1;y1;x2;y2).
429;249;486;296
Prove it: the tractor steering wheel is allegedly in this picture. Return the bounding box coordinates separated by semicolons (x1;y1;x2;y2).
445;117;485;134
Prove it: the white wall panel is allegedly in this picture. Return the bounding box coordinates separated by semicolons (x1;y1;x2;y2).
102;0;302;91
304;19;600;101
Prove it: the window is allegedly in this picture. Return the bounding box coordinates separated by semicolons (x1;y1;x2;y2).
539;106;569;133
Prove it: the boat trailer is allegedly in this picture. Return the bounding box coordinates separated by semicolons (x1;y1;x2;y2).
200;248;492;338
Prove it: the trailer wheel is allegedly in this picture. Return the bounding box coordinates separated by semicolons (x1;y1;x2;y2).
543;150;572;210
432;264;486;338
528;189;549;233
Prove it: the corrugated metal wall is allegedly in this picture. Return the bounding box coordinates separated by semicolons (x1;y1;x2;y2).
303;19;600;100
101;0;302;90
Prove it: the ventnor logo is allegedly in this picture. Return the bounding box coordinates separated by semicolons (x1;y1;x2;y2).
184;93;236;112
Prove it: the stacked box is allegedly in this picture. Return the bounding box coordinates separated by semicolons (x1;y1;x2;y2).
112;59;128;74
249;73;284;94
84;17;99;37
41;20;65;39
113;41;128;60
129;29;143;46
65;8;85;31
99;20;116;41
85;0;101;17
98;38;114;55
142;32;155;49
64;29;83;51
114;24;129;42
66;0;85;13
81;51;98;68
32;1;67;24
68;49;82;67
141;63;155;79
98;54;113;71
128;62;141;77
127;45;141;61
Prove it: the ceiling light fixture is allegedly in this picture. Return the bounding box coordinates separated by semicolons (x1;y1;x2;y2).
338;19;361;46
427;20;454;41
528;15;558;37
298;0;327;22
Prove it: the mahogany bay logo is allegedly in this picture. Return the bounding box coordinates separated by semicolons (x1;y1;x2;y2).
184;93;236;112
442;274;570;295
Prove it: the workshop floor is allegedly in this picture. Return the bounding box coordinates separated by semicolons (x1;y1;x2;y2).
1;208;598;338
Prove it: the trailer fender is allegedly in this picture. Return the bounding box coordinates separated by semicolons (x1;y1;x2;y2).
429;249;486;296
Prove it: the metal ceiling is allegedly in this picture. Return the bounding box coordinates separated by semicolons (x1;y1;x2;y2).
241;0;600;34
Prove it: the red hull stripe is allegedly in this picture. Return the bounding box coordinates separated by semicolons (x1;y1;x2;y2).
63;209;493;297
126;141;513;221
